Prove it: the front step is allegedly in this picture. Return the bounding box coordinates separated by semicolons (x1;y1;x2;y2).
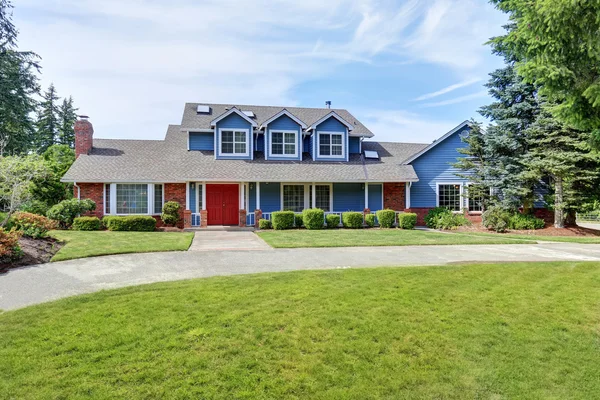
184;226;255;232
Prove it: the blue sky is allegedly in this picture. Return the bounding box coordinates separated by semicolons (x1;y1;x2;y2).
14;0;506;143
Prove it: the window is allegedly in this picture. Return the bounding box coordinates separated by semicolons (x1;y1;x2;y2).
318;132;344;157
283;185;304;212
116;184;148;214
105;184;111;214
220;130;247;155
467;184;485;212
154;184;163;214
437;184;462;212
271;131;296;156
309;185;331;211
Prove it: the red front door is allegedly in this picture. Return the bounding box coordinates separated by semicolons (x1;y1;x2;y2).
206;184;239;225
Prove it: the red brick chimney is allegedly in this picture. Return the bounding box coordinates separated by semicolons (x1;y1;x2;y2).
74;115;94;158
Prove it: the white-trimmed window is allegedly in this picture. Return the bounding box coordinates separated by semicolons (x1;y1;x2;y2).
437;183;462;212
309;184;332;211
283;185;305;212
219;129;248;156
154;184;164;214
270;130;297;157
317;131;345;158
104;184;111;214
467;184;484;213
105;183;164;215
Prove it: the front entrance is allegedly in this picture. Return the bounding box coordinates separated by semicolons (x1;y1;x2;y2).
206;184;239;225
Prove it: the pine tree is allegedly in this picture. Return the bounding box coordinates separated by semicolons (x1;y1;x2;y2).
57;96;77;148
34;83;60;153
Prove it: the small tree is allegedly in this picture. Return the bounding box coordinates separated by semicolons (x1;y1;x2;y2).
161;201;181;226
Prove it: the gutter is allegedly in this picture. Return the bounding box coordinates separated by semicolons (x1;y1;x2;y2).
74;181;81;200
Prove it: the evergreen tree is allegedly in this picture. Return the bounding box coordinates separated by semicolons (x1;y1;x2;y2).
57;96;77;148
34;83;60;153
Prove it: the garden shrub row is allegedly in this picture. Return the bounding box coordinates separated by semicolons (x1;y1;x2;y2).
483;206;545;232
342;212;363;229
424;207;471;230
102;215;156;231
72;216;102;231
271;211;295;230
47;198;96;228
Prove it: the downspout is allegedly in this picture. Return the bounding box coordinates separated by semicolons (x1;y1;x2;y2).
74;182;81;200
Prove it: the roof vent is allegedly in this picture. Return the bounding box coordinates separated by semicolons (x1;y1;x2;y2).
364;150;379;159
242;110;255;118
197;105;210;114
325;100;331;109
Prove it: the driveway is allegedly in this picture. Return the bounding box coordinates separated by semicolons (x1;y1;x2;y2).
2;239;600;311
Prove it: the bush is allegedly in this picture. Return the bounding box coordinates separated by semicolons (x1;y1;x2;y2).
0;228;22;263
272;211;295;230
102;215;156;232
398;213;417;229
19;200;51;216
509;213;545;230
376;209;396;228
294;213;303;228
161;201;181;226
258;219;272;230
12;212;57;238
342;212;363;229
424;207;451;229
302;208;324;230
482;206;512;233
326;214;340;229
425;207;470;230
47;198;96;228
364;213;376;227
72;216;101;231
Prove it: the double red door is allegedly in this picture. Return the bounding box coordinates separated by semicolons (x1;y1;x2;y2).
206;184;239;225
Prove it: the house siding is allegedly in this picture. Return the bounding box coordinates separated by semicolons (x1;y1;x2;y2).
215;113;253;160
189;183;197;213
306;135;313;157
189;132;214;151
368;184;383;211
333;183;364;211
256;134;264;152
349;137;361;154
313;117;349;162
260;182;280;212
266;115;303;161
249;182;257;211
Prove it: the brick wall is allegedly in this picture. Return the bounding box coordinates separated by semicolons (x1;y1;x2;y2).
164;183;186;229
76;183;104;218
383;183;406;211
74;119;94;158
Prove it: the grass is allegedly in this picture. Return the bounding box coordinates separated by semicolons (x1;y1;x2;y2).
257;228;531;248
1;262;600;399
49;230;195;261
451;231;600;244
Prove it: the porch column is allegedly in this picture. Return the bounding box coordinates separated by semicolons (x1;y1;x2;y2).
406;182;411;209
186;182;190;210
239;183;245;210
256;182;261;210
201;182;206;210
364;183;369;210
312;182;316;209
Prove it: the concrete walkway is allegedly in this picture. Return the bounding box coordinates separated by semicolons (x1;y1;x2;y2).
2;241;600;311
189;231;271;251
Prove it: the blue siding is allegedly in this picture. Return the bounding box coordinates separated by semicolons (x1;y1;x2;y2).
249;182;257;211
215;113;253;160
349;137;361;154
333;183;364;211
368;184;383;211
189;132;214;151
410;126;472;207
303;136;310;153
307;135;313;157
313;116;349;162
266;115;303;161
260;182;280;212
256;134;264;152
189;183;197;213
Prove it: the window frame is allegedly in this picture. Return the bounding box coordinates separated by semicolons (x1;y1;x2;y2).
281;184;306;213
268;129;298;158
316;131;346;159
466;182;485;214
218;128;250;157
104;183;164;216
309;183;333;212
436;182;464;213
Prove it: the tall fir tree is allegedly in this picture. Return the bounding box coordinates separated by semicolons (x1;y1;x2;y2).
34;83;60;153
57;96;77;148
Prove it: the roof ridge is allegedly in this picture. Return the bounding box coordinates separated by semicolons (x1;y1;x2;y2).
365;140;429;146
185;102;348;112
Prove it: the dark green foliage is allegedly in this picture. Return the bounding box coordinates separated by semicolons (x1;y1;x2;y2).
376;209;396;228
47;199;96;228
325;214;340;229
508;214;545;230
294;213;303;228
342;212;363;229
11;211;56;238
302;209;324;230
160;201;180;226
0;227;22;263
424;207;450;229
482;206;512;233
34;84;60;153
271;211;295;230
364;213;375;228
57;96;77;148
398;213;417;230
425;208;469;230
28;144;75;212
102;216;156;232
72;217;101;231
258;219;272;230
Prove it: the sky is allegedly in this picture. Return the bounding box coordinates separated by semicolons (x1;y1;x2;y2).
13;0;507;144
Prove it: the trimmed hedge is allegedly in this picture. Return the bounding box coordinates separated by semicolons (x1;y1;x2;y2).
326;214;340;229
161;201;181;226
376;209;396;228
272;211;295;230
258;219;272;230
509;213;545;230
364;214;376;227
302;208;324;230
12;212;57;238
342;212;363;229
47;198;96;228
294;213;303;228
72;216;101;231
102;215;156;232
398;213;417;229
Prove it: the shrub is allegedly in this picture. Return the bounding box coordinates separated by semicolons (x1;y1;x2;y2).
326;214;340;229
272;211;295;230
364;213;376;227
12;212;57;238
376;209;396;228
302;208;324;230
509;213;545;230
342;212;363;229
258;219;272;230
398;213;417;229
437;213;470;230
161;201;181;226
47;198;96;228
19;200;51;216
482;206;512;233
0;228;22;264
294;213;303;228
102;215;156;232
72;216;101;231
424;207;451;229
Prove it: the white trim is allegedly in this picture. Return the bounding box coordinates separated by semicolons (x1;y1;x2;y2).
187;132;190;151
311;183;333;211
307;111;354;131
267;129;299;158
196;182;200;213
260;109;307;129
436;182;464;212
316;131;346;159
210;107;258;127
63;177;421;184
311;182;316;209
256;182;261;210
403;121;470;164
245;183;249;212
109;183;116;214
406;182;411;209
239;183;244;210
218;128;250;157
186;182;190;210
201;182;206;211
104;183;163;216
364;183;369;210
180;128;214;133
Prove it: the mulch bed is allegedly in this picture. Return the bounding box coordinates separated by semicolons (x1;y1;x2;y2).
456;224;600;237
0;237;63;273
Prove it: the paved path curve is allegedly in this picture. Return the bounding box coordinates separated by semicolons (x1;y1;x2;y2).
2;241;600;311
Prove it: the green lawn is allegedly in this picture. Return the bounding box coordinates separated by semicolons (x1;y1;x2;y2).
257;228;531;248
1;263;599;398
50;231;194;261
453;231;600;244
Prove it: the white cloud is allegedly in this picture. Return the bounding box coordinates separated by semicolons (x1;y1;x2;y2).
420;90;488;107
414;78;482;101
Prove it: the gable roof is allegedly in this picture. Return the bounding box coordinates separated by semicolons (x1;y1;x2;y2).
210;106;258;127
181;103;374;137
306;111;354;131
402;121;471;164
259;109;307;129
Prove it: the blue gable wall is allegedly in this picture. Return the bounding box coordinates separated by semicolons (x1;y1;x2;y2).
333;183;364;211
313;117;349;162
266;115;302;161
260;182;280;212
410;126;472;208
189;132;214;151
256;135;264;152
349;137;361;154
368;184;383;211
215;113;253;160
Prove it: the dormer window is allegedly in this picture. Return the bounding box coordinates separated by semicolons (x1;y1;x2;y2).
270;130;297;157
219;129;249;156
318;132;345;158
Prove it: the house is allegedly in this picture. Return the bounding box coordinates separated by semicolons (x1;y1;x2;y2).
62;102;483;228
